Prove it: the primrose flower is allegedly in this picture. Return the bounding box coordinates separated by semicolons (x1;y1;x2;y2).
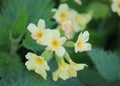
68;63;87;78
53;4;69;23
46;30;66;57
52;60;87;81
61;20;73;38
25;52;50;80
71;11;92;32
75;31;92;53
111;0;120;16
70;61;87;71
27;19;49;45
53;61;70;81
64;52;87;78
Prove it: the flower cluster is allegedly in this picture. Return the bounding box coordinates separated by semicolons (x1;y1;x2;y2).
25;3;92;81
111;0;120;16
53;4;92;39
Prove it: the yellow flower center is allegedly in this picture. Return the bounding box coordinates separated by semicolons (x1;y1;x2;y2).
117;2;120;9
35;30;43;39
60;12;67;19
77;40;83;48
51;39;59;49
35;57;44;64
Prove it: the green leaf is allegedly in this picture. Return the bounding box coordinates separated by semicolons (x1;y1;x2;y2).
86;2;110;20
88;48;120;81
0;0;28;50
0;53;84;86
78;68;120;86
0;51;84;86
26;0;55;27
12;7;28;36
0;70;53;86
23;0;55;52
0;53;23;79
55;78;84;86
23;32;45;52
0;69;84;86
0;0;55;52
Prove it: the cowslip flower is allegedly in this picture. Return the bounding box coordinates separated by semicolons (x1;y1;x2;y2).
46;29;66;57
53;61;70;81
75;31;92;53
61;20;73;39
25;52;50;80
68;63;87;78
52;59;87;81
71;11;92;32
53;4;69;23
27;19;50;45
111;0;120;16
70;61;87;71
64;52;87;78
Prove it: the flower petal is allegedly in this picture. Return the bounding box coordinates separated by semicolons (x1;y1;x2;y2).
78;31;89;42
74;0;82;5
60;37;66;45
51;29;60;38
25;52;36;59
55;47;65;57
74;43;79;53
53;71;59;81
27;23;37;33
74;63;87;71
25;60;35;70
38;19;45;29
82;43;92;51
59;4;69;10
35;67;47;80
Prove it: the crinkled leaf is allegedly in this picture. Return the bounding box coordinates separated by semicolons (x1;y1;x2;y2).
23;0;55;52
88;48;120;81
12;7;28;36
78;68;120;86
0;53;23;79
23;32;45;52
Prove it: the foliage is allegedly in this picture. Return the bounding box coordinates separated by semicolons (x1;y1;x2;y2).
88;48;120;81
0;0;120;86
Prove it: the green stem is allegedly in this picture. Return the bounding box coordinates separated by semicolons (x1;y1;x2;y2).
55;54;64;66
41;50;53;61
9;32;23;57
64;51;73;63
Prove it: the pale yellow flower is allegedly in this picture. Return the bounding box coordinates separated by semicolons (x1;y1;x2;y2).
111;0;120;16
52;60;87;81
53;61;70;81
69;61;87;77
75;31;92;53
25;52;50;80
70;61;87;71
46;29;66;57
71;11;92;32
61;20;72;38
27;19;50;45
53;4;69;23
